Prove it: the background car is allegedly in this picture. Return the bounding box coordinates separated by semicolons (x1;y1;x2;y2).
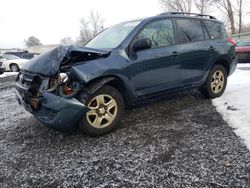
236;39;250;63
0;54;28;72
4;50;39;59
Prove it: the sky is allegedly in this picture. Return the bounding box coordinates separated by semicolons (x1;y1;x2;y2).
0;0;249;49
0;0;161;48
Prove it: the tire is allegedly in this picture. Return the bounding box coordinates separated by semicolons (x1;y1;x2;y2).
201;64;227;98
10;64;20;72
78;85;124;136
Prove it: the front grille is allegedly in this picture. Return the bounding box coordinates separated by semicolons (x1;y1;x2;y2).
16;72;42;96
17;72;37;88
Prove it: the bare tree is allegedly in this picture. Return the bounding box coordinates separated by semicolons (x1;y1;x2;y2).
60;37;75;45
235;0;243;33
159;0;193;13
242;23;250;33
78;10;104;45
194;0;213;14
212;0;250;34
213;0;236;34
25;36;42;47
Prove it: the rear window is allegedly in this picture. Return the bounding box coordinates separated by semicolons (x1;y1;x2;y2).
176;19;205;43
204;21;226;39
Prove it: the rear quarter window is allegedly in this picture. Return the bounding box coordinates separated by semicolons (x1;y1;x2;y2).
176;19;205;43
204;21;227;39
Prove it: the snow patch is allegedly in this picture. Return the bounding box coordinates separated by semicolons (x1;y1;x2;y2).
213;63;250;150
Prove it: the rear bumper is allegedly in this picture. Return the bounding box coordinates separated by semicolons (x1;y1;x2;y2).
15;83;89;131
228;57;237;76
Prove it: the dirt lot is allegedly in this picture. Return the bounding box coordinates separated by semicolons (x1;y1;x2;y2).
0;76;250;187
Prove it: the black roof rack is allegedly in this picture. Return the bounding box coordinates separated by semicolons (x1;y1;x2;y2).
159;12;216;20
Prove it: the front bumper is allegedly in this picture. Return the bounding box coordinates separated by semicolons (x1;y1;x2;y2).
15;82;89;131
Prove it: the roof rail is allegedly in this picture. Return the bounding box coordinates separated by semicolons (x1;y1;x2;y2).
159;12;216;20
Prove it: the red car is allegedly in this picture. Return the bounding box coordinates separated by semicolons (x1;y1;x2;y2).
236;39;250;63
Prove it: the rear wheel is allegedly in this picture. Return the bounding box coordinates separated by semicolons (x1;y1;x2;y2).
10;64;20;72
201;64;227;98
79;85;124;136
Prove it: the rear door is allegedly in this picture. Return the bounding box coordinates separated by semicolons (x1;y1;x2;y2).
175;18;212;86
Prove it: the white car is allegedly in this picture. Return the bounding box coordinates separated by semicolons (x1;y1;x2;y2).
0;54;28;72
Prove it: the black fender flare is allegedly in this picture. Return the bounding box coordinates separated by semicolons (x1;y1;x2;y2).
85;77;116;94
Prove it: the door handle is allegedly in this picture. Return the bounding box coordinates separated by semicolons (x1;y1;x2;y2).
209;46;216;51
172;51;178;57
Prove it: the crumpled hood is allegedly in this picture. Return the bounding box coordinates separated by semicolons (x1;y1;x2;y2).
22;45;110;76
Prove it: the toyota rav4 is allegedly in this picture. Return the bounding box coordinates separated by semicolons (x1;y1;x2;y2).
15;12;237;136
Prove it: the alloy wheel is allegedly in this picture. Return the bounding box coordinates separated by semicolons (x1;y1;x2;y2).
211;70;225;94
86;94;118;129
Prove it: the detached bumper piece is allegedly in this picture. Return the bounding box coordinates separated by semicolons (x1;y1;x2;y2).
15;73;89;131
0;66;6;74
0;68;4;74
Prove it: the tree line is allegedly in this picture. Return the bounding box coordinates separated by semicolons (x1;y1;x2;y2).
159;0;250;34
25;1;250;47
25;10;104;47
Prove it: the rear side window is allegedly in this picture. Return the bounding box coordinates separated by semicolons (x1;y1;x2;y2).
176;19;204;43
204;21;226;39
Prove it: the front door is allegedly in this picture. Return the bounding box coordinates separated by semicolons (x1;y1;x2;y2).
128;18;182;97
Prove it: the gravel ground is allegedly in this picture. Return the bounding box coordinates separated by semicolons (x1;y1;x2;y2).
0;76;250;187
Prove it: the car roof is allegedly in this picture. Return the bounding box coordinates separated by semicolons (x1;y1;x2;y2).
125;12;222;25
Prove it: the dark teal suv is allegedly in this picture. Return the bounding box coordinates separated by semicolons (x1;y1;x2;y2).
16;12;237;136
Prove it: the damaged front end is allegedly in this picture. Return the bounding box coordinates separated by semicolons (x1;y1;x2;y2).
15;45;110;130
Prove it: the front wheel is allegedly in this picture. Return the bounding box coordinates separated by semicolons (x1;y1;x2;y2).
200;64;227;98
79;85;124;136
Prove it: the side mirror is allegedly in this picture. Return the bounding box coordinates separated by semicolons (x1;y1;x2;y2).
132;38;152;52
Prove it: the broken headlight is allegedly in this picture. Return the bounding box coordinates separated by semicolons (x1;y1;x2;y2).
46;72;81;98
47;72;69;91
59;73;68;84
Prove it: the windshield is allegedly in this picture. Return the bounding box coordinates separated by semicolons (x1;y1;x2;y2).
2;54;20;60
85;21;141;49
237;40;250;47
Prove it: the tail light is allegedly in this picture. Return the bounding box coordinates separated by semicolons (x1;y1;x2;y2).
227;38;237;45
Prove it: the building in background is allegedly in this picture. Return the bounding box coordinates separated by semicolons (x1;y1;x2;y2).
26;44;60;54
0;44;60;55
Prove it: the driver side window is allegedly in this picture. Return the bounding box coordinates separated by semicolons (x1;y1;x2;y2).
134;19;175;49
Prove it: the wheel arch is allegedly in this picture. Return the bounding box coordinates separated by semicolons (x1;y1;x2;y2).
212;58;230;75
9;63;19;70
84;75;132;106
